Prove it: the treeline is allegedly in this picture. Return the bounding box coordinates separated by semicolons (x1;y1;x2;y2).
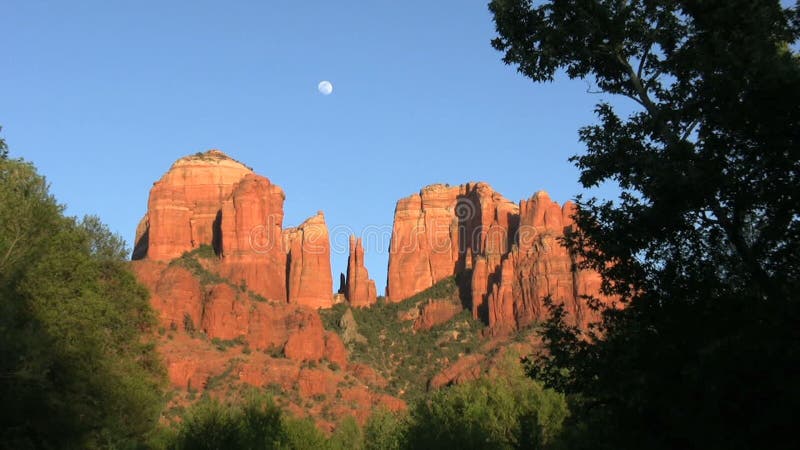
0;153;165;448
0;148;571;449
156;363;567;450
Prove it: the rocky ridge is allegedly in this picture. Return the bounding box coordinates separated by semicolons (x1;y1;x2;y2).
386;183;615;332
130;150;614;429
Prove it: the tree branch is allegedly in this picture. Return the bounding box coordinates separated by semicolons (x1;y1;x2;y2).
709;201;777;301
637;41;652;81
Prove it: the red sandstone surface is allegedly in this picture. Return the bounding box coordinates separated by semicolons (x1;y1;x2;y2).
133;150;333;308
344;236;377;307
130;150;615;430
387;183;615;332
132;258;405;429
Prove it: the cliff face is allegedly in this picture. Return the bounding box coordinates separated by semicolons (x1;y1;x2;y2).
283;213;334;309
130;150;613;428
386;183;614;332
131;150;402;429
133;150;254;261
133;150;333;308
386;182;519;302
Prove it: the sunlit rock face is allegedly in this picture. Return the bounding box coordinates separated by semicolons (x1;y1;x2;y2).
386;183;614;333
344;235;377;307
133;149;333;307
386;182;518;302
283;212;334;309
134;150;254;261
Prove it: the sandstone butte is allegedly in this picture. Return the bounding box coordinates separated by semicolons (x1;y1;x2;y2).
132;149;333;308
386;182;615;333
130;150;405;429
129;150;614;429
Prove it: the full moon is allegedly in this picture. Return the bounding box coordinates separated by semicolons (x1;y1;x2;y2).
318;80;333;96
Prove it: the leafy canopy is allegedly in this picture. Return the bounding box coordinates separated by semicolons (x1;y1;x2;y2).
491;1;800;449
0;155;165;449
406;355;567;450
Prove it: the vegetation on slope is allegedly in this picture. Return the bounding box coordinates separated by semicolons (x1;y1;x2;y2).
159;360;567;450
320;275;486;401
169;244;269;303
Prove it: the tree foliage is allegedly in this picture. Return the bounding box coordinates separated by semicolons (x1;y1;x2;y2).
0;156;165;448
362;408;407;450
171;395;286;450
491;1;800;448
164;365;564;450
406;359;567;450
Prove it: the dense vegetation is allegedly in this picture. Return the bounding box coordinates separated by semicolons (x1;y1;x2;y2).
161;361;567;450
0;155;165;448
320;275;486;401
491;0;800;448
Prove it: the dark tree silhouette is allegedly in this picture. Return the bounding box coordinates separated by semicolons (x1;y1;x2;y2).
490;1;800;448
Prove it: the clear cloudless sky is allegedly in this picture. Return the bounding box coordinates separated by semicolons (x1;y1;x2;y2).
2;0;627;294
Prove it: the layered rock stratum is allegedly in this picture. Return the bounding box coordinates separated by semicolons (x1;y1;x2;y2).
344;236;377;307
386;183;614;332
130;150;614;430
133;150;333;308
131;150;404;430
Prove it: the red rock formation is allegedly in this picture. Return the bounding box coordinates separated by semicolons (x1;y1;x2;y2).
506;192;600;329
133;150;334;307
217;173;287;301
386;184;457;301
429;354;486;389
386;182;518;302
349;363;389;388
283;213;334;309
323;332;348;368
135;150;254;261
130;259;332;354
130;150;407;430
344;236;377;307
284;323;326;362
413;299;463;331
386;183;615;332
200;283;249;340
471;257;489;321
131;261;204;331
487;257;516;333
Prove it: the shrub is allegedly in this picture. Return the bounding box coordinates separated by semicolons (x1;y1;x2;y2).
406;363;567;450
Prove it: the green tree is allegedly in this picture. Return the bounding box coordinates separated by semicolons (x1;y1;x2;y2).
172;395;285;450
491;0;800;448
327;416;363;450
279;416;327;450
0;157;165;448
79;214;130;261
406;364;567;450
362;408;407;450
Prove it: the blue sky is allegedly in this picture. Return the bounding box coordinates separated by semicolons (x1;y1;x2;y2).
2;0;622;293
